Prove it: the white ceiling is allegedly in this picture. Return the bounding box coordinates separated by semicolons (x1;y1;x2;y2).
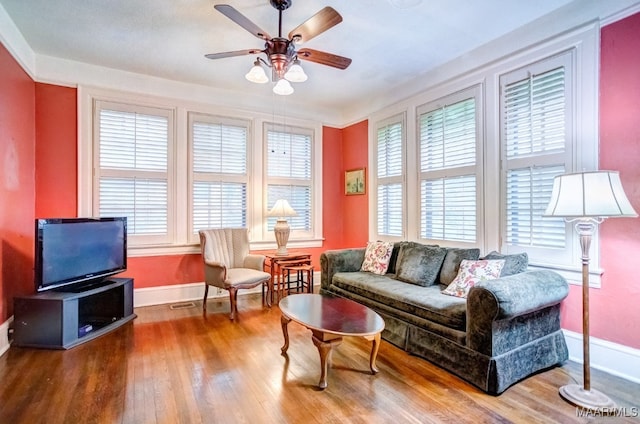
1;0;576;113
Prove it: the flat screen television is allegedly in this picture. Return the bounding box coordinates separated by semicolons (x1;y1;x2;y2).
35;217;127;292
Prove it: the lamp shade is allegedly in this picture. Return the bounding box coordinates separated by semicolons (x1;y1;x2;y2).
284;59;308;82
267;199;297;219
273;78;294;95
544;171;637;218
245;60;269;84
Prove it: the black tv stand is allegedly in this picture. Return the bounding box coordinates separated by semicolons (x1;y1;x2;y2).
13;278;135;349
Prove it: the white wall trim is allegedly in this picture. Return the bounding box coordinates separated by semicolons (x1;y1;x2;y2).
133;271;321;308
0;316;13;357
563;329;640;384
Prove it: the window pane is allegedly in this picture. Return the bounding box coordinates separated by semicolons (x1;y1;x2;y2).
193;122;246;174
377;122;403;178
99;177;167;235
421;175;476;242
193;182;246;232
377;183;403;237
267;185;311;231
100;109;168;171
506;165;566;248
267;131;311;179
504;67;566;158
420;98;476;171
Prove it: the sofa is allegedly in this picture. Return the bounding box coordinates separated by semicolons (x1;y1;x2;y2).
320;242;569;395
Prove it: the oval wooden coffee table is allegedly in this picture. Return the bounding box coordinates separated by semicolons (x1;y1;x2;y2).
279;293;385;389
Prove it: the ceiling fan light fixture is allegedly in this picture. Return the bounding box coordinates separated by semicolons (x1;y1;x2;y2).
284;59;308;82
273;78;294;95
245;60;269;84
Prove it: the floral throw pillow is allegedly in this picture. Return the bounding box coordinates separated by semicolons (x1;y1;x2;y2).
361;241;394;275
442;259;505;298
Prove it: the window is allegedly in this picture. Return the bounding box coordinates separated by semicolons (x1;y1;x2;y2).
189;113;249;240
418;87;481;244
264;123;313;238
500;52;573;264
374;114;405;238
94;101;174;246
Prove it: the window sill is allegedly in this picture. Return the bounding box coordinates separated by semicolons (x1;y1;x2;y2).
126;238;324;258
527;263;603;288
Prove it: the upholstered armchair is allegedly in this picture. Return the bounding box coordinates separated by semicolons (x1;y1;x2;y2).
199;228;271;320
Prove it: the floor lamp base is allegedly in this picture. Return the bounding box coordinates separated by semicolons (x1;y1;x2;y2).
559;384;616;409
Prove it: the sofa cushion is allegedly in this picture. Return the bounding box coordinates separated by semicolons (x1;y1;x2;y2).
332;271;467;330
361;241;394;275
395;243;447;286
442;259;505;298
482;251;528;276
440;248;481;286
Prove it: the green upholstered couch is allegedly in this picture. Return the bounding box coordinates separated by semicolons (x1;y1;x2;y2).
320;243;569;395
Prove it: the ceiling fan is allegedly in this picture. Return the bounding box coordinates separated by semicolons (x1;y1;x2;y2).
205;0;352;95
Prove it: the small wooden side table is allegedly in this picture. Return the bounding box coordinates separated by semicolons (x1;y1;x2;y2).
263;252;311;303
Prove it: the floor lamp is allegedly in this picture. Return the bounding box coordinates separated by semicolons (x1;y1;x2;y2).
267;199;297;256
544;171;637;409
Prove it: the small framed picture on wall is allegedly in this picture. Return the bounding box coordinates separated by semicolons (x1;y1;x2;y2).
345;168;366;195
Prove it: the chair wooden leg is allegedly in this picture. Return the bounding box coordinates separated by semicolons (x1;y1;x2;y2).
228;287;238;320
203;284;209;311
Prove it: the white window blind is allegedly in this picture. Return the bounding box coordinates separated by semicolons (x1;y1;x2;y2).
265;125;313;233
418;94;478;243
501;54;572;258
190;115;249;235
96;103;172;243
375;117;404;238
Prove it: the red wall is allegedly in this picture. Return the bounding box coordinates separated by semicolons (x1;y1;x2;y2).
35;83;77;218
0;43;36;322
342;120;370;247
560;12;640;349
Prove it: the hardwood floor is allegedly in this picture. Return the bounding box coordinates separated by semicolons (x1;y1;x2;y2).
1;293;638;423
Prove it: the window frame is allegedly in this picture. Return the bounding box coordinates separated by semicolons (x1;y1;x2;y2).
92;99;176;247
371;113;406;241
187;112;252;244
416;85;484;246
365;22;599;285
79;87;324;256
262;122;315;242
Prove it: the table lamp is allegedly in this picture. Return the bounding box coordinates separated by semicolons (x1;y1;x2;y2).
544;170;637;409
267;199;297;255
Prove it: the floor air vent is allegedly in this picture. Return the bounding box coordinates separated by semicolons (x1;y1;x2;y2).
169;302;196;310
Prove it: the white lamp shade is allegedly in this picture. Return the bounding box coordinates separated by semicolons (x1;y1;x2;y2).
544;171;638;218
284;61;308;82
273;78;294;95
245;62;269;84
267;199;297;219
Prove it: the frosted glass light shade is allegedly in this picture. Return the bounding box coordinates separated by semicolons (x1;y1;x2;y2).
245;62;268;84
273;79;294;95
284;60;308;82
544;171;637;218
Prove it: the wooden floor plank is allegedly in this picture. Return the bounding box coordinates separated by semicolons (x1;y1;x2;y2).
1;293;638;423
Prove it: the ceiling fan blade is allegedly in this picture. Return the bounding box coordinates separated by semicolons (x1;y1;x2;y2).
288;7;342;43
297;48;352;70
205;49;262;60
214;4;271;40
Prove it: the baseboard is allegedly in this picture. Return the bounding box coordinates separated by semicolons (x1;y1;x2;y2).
563;329;640;384
0;316;13;357
133;271;321;307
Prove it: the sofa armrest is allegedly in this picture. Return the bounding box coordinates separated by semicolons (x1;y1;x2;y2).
320;248;366;290
466;270;569;355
